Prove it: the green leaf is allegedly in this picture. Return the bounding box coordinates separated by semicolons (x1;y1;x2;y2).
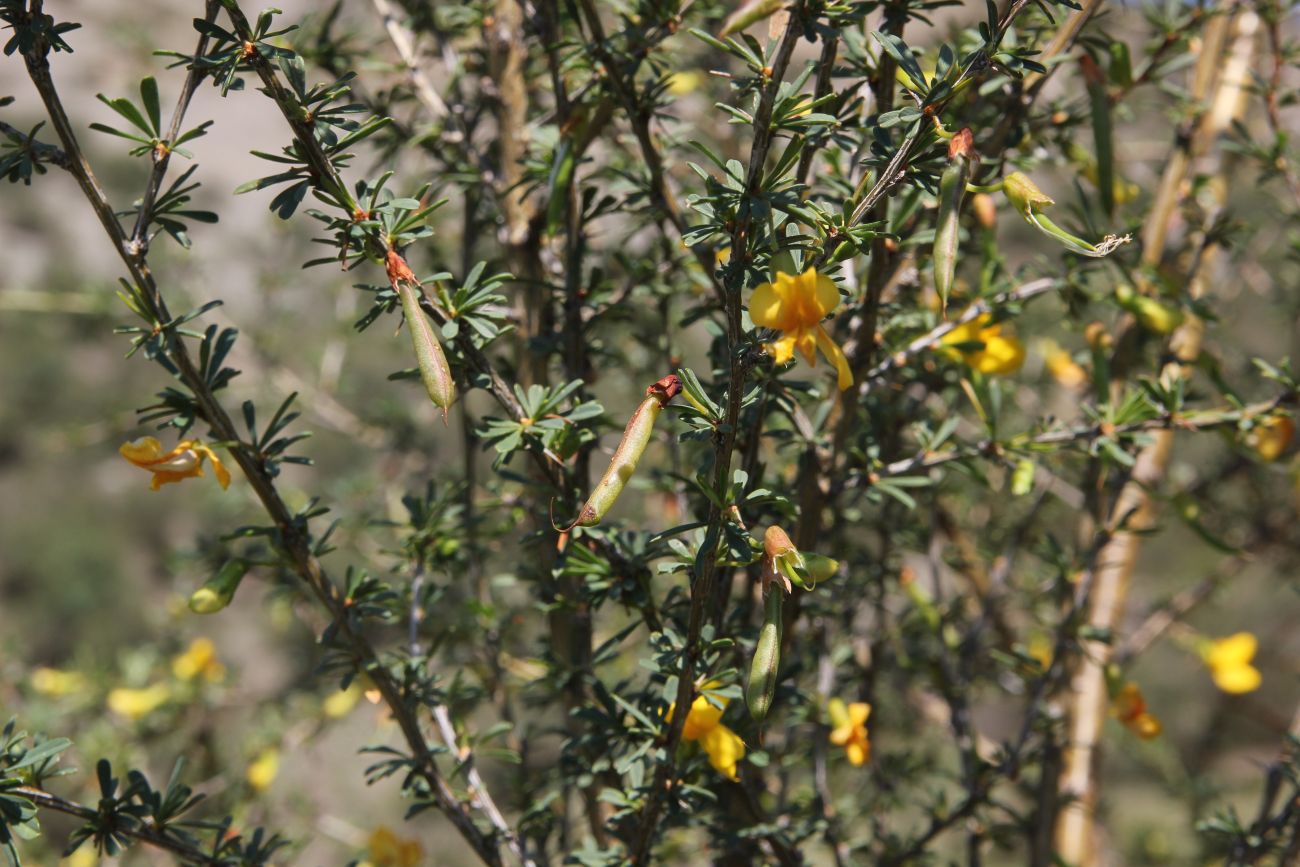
140;76;161;135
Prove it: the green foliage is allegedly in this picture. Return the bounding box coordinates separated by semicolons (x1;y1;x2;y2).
4;0;1300;863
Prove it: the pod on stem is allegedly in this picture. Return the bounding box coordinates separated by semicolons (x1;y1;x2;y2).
189;559;250;614
1002;172;1130;258
746;584;784;721
387;248;456;418
933;128;975;313
558;374;682;530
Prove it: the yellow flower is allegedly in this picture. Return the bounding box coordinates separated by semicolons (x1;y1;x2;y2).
1026;634;1053;671
749;267;853;391
30;667;87;697
107;683;171;720
1249;414;1294;462
119;436;231;491
828;698;870;765
323;682;364;718
246;747;280;792
172;637;226;683
366;826;424;867
939;313;1025;376
1113;682;1162;740
665;71;704;96
669;689;745;781
1040;339;1087;389
1204;633;1262;694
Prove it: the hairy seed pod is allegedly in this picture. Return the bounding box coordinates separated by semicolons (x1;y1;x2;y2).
746;587;784;721
388;249;456;416
566;375;682;529
933;129;974;312
189;559;249;614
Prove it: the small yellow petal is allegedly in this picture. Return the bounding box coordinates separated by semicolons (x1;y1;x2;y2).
814;326;853;391
847;702;870;727
845;736;870;766
700;724;745;780
767;333;799;366
119;436;167;466
107;684;171;720
1212;663;1262;694
812;271;841;318
749;280;786;329
1207;632;1257;668
246;747;280;791
795;330;818;366
972;334;1025;375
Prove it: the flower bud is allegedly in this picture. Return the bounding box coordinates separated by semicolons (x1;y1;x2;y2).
1084;320;1112;350
972;193;997;229
1249;414;1294;462
189;559;250;614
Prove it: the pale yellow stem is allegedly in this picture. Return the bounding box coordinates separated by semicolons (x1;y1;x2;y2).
1054;10;1260;865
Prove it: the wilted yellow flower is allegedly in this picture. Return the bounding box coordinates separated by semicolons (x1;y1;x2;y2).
665;71;704;96
30;667;87;697
669;688;745;781
1113;682;1162;740
246;747;280;791
939;313;1025;376
107;683;171;720
749;267;853;391
172;637;225;683
323;681;364;718
828;698;871;765
366;826;424;867
1041;339;1087;389
1249;415;1294;462
1204;632;1262;694
119;436;231;491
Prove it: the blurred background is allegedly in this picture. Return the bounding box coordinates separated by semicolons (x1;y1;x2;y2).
1;0;1299;864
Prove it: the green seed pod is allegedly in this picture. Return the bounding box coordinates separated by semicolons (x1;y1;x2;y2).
565;375;682;529
388;249;456;416
746;587;784;721
1115;284;1184;334
933;129;974;312
189;559;249;614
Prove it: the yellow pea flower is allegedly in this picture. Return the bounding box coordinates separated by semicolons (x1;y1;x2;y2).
665;71;704;96
828;698;871;765
30;667;87;697
1040;339;1087;389
939;313;1025;376
1249;414;1294;462
749;267;853;391
1113;682;1162;740
366;826;424;867
323;681;365;718
172;637;226;683
1203;633;1262;694
107;683;171;720
668;688;745;781
246;747;280;792
119;436;231;491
